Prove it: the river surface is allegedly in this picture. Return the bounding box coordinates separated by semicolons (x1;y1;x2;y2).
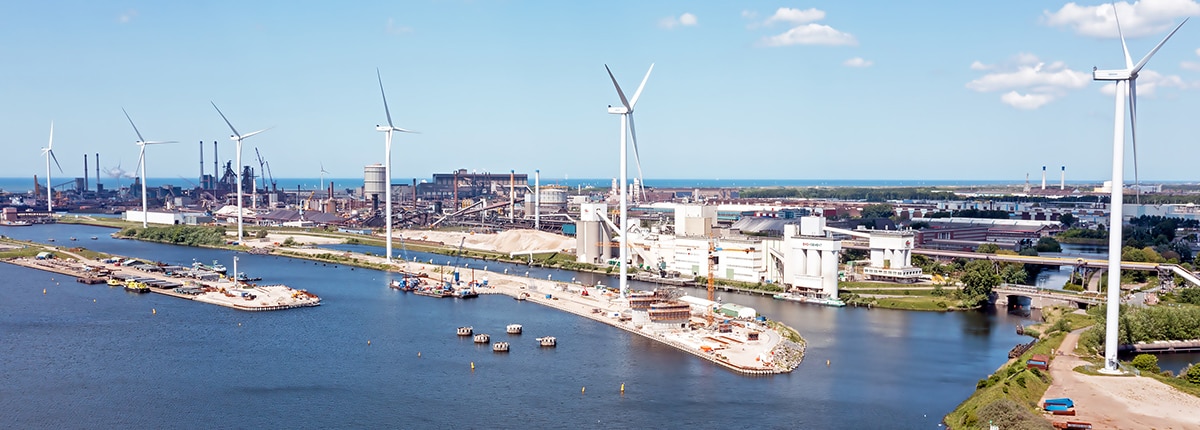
1;223;1054;428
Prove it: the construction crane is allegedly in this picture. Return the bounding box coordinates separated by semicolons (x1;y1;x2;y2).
447;237;466;287
254;147;277;193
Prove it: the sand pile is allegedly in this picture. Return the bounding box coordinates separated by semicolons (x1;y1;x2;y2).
398;229;574;255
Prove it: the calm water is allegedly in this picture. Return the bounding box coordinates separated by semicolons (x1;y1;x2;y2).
3;224;1039;428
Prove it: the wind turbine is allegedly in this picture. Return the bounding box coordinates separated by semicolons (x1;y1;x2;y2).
122;108;178;227
375;68;417;264
1091;8;1186;374
319;163;330;193
40;122;63;213
604;63;654;299
212;102;269;241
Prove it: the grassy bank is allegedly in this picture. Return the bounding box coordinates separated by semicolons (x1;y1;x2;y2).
944;332;1067;429
840;282;969;311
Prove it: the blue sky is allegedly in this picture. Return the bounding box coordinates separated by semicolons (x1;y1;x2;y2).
4;1;1200;183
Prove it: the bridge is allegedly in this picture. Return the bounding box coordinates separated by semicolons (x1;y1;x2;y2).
843;242;1200;288
992;284;1103;310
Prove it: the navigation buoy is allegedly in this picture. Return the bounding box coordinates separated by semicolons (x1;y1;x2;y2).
367;340;372;346
93;299;96;303
418;352;422;357
620;383;625;393
152;308;156;315
582;387;586;394
471;361;475;370
827;359;831;367
43;288;47;294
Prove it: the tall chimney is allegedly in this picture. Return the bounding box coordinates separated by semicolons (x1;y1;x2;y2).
213;141;218;185
83;154;89;193
1060;166;1066;190
199;140;204;188
95;153;100;192
1041;166;1046;190
509;170;515;222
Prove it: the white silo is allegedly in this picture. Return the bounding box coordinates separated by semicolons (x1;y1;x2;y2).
364;164;386;203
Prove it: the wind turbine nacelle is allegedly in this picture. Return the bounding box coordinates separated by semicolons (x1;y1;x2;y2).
375;126;392;132
1093;69;1131;81
607;106;628;114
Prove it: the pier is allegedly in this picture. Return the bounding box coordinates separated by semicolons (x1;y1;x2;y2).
2;248;319;311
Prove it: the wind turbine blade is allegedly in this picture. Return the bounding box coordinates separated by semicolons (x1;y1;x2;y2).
1113;5;1133;69
211;102;242;138
143;140;179;145
1132;18;1189;74
240;127;271;139
47;121;54;150
604;64;631;110
49;150;63;173
629;63;655;109
121;107;147;143
1129;79;1141;205
628;114;646;195
377;68;395;128
392;127;419;134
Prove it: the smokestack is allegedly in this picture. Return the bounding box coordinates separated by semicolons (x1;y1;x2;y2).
213;141;218;185
510;170;515;222
412;178;417;208
95;153;100;191
199;141;204;188
535;169;540;230
1060;166;1065;190
1041;166;1046;190
83;154;89;193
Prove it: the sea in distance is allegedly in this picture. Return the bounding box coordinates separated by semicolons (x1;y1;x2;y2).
0;177;1110;195
3;223;1038;429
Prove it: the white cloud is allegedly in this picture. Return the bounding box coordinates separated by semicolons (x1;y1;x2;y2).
766;7;825;25
843;57;873;67
660;12;699;29
1043;0;1200;38
761;23;857;47
741;10;758;19
386;18;412;35
118;9;137;24
1098;69;1194;95
1182;60;1200;70
967;53;1090;109
1001;91;1055;109
970;61;994;71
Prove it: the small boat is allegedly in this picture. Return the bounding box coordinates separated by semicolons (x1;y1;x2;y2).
47;238;55;242
234;272;261;282
90;236;98;240
455;288;478;299
69;237;77;241
474;333;490;344
537;336;557;347
514;293;527;301
506;324;522;335
123;280;150;293
106;278;123;287
772;292;846;307
210;261;227;274
457;326;473;336
492;341;509;352
389;278;417;291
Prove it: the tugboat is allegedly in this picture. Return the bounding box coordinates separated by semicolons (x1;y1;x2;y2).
123;280;150;293
473;333;490;344
492;341;509;353
106;278;123;287
537;336;557;347
457;326;473;336
506;324;522;335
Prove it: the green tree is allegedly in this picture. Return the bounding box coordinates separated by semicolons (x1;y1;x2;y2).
1059;213;1076;228
962;260;1001;300
1180;288;1200;305
1131;354;1160;373
1035;237;1062;253
1000;264;1028;284
860;203;895;219
976;243;1001;254
1188;364;1200;384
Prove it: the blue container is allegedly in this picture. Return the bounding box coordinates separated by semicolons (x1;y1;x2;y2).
1043;404;1071;412
1044;398;1074;407
545;294;552;299
562;224;576;235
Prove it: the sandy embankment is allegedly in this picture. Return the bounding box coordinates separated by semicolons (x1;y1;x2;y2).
1040;329;1200;430
238;229;574;256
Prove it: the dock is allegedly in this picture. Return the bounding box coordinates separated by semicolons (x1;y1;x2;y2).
3;251;319;312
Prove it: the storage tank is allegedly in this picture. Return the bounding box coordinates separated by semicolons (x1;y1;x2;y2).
363;164;386;200
539;186;568;211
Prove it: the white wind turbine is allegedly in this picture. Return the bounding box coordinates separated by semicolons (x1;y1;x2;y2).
319;163;330;193
40;122;63;213
375;69;417;264
212;102;270;241
122;108;178;227
604;63;654;299
1091;8;1186;374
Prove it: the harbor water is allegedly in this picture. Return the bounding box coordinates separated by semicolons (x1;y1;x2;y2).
4;223;1049;428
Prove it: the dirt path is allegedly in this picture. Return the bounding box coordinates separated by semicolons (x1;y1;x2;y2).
1041;328;1200;429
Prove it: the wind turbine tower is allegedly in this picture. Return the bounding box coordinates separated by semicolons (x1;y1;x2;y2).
40;122;62;213
212;103;269;241
1060;166;1066;190
1041;166;1046;190
123;108;177;228
374;69;417;263
604;63;654;299
1091;9;1186;374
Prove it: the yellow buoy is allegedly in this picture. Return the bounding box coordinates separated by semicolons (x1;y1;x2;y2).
471;361;475;370
581;386;586;394
152;309;156;315
827;359;831;367
43;288;47;294
367;340;371;345
621;383;625;393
